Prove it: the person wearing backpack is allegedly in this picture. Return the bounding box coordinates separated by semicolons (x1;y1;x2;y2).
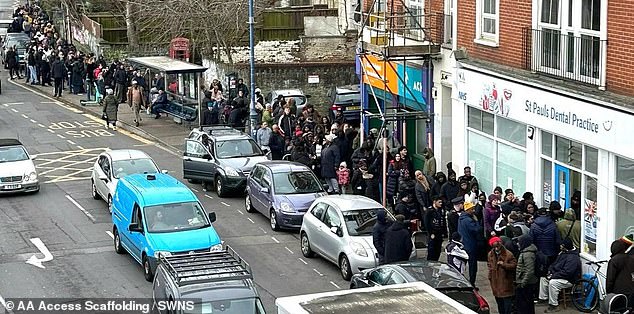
556;209;581;249
515;235;538;314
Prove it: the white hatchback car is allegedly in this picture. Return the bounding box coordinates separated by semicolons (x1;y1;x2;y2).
0;139;39;194
91;149;164;213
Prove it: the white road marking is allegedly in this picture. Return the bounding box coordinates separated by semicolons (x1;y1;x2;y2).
76;145;85;150
106;231;114;239
10;108;18;112
313;268;324;276
330;281;341;289
271;236;280;243
47;129;55;133
204;194;213;199
38;123;45;128
0;293;15;314
30;119;37;123
285;246;294;254
191;188;199;192
21;114;28;119
298;258;308;265
220;201;230;207
56;134;65;139
258;227;268;234
1;104;7;107
25;238;54;269
246;217;255;224
4;102;23;105
65;194;96;222
236;209;244;215
67;140;76;145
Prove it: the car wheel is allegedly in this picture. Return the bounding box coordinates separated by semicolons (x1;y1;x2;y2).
113;228;125;254
245;194;255;213
270;209;280;231
143;254;153;282
215;176;226;198
300;232;314;258
339;254;352;281
91;180;100;200
107;195;113;214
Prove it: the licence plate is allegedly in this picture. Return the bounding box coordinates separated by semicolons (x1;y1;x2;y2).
345;106;360;111
2;184;21;190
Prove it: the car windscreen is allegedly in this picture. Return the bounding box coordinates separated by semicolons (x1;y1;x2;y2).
284;95;307;107
144;202;209;233
342;208;386;236
185;298;265;314
215;139;262;158
0;146;29;163
334;92;361;104
112;158;159;179
6;37;29;48
273;171;323;194
402;264;472;289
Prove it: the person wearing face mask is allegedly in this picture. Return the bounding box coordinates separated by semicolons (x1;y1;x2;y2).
487;236;517;314
484;194;502;237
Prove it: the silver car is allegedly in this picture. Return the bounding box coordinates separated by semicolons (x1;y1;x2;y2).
300;195;397;280
0;139;39;194
91;149;164;213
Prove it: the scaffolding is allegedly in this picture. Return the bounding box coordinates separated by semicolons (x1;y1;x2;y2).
355;0;442;207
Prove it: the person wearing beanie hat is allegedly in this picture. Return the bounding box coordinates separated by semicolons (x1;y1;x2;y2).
501;189;519;216
538;237;581;312
606;236;634;307
484;194;502;237
446;232;469;274
102;86;119;130
548;201;564;221
336;161;350;194
515;234;539;314
487;235;517;314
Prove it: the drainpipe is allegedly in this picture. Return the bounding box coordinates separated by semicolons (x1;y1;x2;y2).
248;0;257;137
427;59;434;150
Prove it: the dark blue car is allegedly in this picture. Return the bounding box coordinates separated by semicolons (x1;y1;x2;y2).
245;161;327;231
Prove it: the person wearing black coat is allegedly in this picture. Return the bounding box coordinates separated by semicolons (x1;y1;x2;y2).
440;171;460;210
51;58;67;97
530;209;562;265
424;197;447;261
431;172;447;199
383;215;412;264
5;47;19;79
538;239;581;312
269;125;286;160
394;194;418;221
291;145;311;167
320;135;340;194
114;65;128;103
606;237;634;308
373;209;392;265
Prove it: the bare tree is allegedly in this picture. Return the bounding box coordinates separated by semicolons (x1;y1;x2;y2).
124;1;139;49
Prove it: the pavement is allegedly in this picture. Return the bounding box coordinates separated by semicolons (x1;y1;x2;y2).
0;77;583;314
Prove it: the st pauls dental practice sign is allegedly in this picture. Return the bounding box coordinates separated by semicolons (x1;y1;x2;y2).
455;68;634;158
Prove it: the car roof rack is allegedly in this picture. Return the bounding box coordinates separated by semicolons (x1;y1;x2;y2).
159;246;252;286
199;125;244;136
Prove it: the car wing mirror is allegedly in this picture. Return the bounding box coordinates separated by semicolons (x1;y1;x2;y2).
202;154;212;160
161;169;169;174
30;155;37;161
260;187;269;194
98;172;108;181
208;212;217;224
128;223;142;233
330;226;343;237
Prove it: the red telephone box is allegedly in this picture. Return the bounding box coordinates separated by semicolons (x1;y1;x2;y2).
169;37;190;62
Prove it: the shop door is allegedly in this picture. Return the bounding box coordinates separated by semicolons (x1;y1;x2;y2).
554;164;570;209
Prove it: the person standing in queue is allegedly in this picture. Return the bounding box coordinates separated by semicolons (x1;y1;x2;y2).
373;209;392;265
383;215;413;264
424;196;447;261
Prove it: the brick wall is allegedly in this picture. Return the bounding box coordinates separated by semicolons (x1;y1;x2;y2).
207;62;357;114
606;1;634;96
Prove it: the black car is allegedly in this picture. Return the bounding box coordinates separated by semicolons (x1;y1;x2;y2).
350;260;490;314
182;126;269;197
328;85;361;124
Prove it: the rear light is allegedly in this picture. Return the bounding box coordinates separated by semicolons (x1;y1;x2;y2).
473;288;489;312
330;105;340;111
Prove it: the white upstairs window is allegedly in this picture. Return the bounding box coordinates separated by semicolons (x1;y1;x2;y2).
475;0;499;46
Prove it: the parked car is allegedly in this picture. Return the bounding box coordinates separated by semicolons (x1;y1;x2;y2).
182;126;269;197
111;173;221;281
350;260;490;313
153;246;266;314
264;89;310;116
300;195;404;280
328;85;361;124
0;138;39;194
0;19;13;43
2;32;29;68
91;149;165;214
245;161;327;231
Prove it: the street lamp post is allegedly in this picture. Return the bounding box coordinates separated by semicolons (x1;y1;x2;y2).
248;0;257;137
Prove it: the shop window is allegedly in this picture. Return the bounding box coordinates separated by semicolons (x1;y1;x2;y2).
615;187;634;240
584;146;598;174
555;136;582;169
468;131;494;194
541;130;553;157
582;175;597;256
542;159;552;204
616;156;634;189
496;116;526;147
467;107;494;135
497;142;526;194
415;119;428;155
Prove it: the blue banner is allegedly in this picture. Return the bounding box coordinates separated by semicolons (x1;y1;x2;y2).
397;64;427;111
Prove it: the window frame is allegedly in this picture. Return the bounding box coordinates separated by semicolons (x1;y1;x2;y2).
405;0;425;41
475;0;500;46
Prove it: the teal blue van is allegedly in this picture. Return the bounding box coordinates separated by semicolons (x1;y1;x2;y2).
111;173;221;281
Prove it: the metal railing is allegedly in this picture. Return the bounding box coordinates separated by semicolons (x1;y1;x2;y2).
524;28;606;87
